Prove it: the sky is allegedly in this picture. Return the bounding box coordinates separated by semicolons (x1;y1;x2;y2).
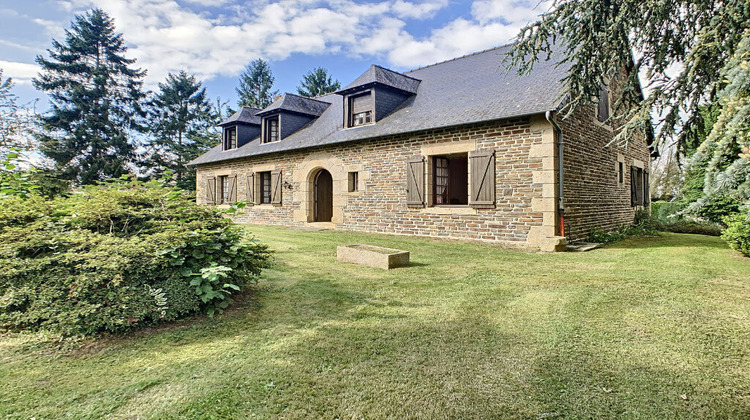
0;0;552;111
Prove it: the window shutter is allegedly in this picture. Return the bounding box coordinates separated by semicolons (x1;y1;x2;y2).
246;173;255;203
469;150;496;209
271;169;282;205
229;175;237;203
630;166;637;207
206;177;216;205
351;93;371;114
643;171;650;206
598;85;610;122
406;157;425;208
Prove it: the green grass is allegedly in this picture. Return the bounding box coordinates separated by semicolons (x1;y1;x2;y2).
2;226;750;419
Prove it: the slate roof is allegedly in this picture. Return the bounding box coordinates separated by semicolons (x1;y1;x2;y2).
218;106;261;126
258;93;330;117
336;64;421;95
190;44;569;166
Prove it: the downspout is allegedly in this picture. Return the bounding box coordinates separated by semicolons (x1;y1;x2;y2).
545;111;565;237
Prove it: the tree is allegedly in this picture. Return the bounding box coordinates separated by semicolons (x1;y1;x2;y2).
506;1;749;154
34;8;146;185
236;59;278;109
0;70;37;156
296;67;341;97
507;1;750;215
146;71;218;190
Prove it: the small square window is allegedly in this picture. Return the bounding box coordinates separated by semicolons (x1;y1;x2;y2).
348;172;359;192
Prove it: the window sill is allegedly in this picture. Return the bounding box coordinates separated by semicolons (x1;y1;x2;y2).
421;206;477;215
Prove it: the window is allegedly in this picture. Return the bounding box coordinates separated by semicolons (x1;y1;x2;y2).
220;176;230;204
259;171;272;203
348;172;359;192
223;126;237;150
630;166;649;207
263;116;279;143
432;153;468;206
597;84;610;122
348;92;372;127
618;161;624;184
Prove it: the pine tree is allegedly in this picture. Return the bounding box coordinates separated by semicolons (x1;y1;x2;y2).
34;8;146;185
236;59;278;109
296;67;341;97
505;0;750;154
146;70;218;190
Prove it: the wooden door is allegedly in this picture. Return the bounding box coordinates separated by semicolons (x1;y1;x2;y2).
314;169;333;222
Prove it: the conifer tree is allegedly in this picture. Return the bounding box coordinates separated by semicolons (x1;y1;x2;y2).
296;67;341;97
34;8;146;185
236;59;278;109
146;70;217;190
0;69;37;156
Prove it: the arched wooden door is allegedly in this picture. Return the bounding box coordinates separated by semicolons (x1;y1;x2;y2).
314;169;333;222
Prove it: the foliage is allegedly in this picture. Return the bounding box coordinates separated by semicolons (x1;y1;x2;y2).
236;58;278;109
0;69;37;156
296;67;341;98
0;151;39;199
0;177;271;336
506;1;750;155
33;8;147;185
722;211;750;256
684;30;750;216
586;210;657;243
146;71;219;190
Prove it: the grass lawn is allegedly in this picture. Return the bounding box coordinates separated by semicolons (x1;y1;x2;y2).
1;226;750;419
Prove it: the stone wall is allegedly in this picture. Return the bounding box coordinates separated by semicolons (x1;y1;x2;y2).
196;106;651;248
556;102;651;242
196;116;557;249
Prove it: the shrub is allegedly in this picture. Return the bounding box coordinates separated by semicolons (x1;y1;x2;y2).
722;211;750;256
650;200;724;236
586;210;658;244
0;178;271;336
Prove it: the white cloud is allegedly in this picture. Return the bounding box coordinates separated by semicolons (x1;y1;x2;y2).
33;0;546;88
0;61;41;85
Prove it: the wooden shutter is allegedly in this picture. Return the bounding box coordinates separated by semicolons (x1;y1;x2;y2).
598;85;610;122
469;150;496;208
246;173;255;203
228;175;237;203
205;177;216;205
406;157;425;208
351;93;371;114
270;169;282;206
630;166;637;207
643;171;650;206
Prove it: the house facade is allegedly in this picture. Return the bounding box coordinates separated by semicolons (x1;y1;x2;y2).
190;46;654;251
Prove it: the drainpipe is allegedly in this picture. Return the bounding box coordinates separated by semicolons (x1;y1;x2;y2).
545;111;565;237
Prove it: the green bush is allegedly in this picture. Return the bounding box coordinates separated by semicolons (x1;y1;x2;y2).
722;211;750;256
649;200;724;236
586;210;658;244
0;178;271;336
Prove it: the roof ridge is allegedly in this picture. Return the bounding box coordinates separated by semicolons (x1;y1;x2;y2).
370;64;423;82
282;92;331;104
406;43;512;74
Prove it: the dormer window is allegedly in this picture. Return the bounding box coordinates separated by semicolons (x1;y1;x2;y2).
348;91;373;127
223;126;237;150
263;115;279;143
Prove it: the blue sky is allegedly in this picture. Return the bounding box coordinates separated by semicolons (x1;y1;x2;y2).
0;0;551;110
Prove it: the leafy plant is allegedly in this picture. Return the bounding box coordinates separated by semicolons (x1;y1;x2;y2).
0;177;271;336
722;211;750;256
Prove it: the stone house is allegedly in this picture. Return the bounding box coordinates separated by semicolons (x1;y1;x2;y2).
189;45;655;251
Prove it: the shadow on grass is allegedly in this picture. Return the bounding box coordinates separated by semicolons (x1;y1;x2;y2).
602;233;730;250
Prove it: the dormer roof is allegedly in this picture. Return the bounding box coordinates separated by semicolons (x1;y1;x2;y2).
336;65;421;95
218;106;261;126
257;93;330;117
